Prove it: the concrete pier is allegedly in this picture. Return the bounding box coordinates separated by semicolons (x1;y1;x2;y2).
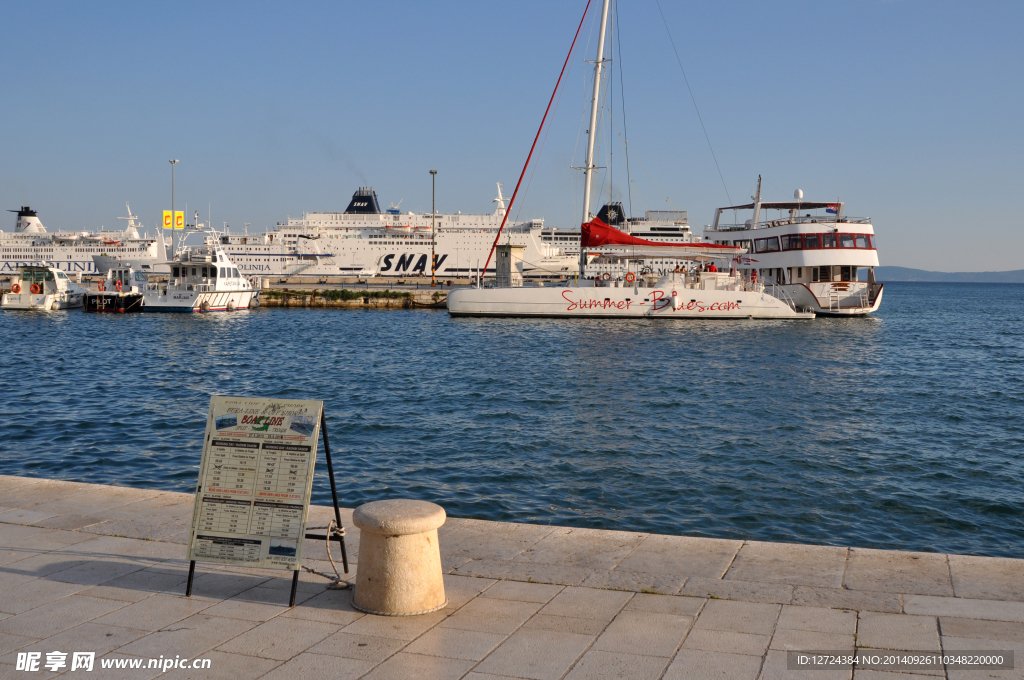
0;475;1020;679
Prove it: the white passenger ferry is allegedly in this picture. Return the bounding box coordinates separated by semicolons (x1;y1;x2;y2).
218;186;578;279
705;179;883;315
1;205;167;275
142;232;258;313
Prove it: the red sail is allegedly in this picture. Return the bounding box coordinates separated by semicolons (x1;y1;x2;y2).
581;217;738;250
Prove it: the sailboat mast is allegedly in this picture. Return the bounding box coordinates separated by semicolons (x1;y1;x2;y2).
580;0;612;276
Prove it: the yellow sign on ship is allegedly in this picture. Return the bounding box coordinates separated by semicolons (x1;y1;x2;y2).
162;211;185;229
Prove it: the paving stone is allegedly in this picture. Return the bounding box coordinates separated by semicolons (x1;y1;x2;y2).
522;614;608;636
441;573;495;609
694;599;781;635
281;588;365;626
769;628;854;651
856;612;940;652
79;651;163;680
593;610;692;657
790;586;903;613
844;549;953;596
158;650;282;680
115;614;259;660
215;616;339;660
613;534;742;578
538;586;632;622
405;626;507;661
474;628;595;680
514;527;648;571
759;649;852;680
439;518;557;561
0;594;127;639
0;631;37;656
663;648;763;680
939;617;1024;643
362;651;475;680
581;568;686;595
852;671;935;680
306;631;409;661
93;594;215;631
625;593;705;616
82;568;190;602
777;605;858;634
440;595;543;634
564;649;669;680
454;557;593;586
681;628;770;656
904;595;1024;622
162;569;272;600
340;609;448;641
725;541;848;588
949;555;1024;602
200;596;295;622
0;508;60;525
33;514;107;531
258;651;374;680
0;577;94;614
0;547;36;567
46;557;149;587
942;637;1024;680
0;551;90;590
681;576;794;604
83;518;191;541
8;622;146;661
481;579;563;604
464;671;535;679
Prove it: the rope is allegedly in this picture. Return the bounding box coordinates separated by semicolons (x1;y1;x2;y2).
303;521;351;589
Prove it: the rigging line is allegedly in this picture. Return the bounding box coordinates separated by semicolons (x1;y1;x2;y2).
483;0;594;277
653;0;732;205
614;0;633;224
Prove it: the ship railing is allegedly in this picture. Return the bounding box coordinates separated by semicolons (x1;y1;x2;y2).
766;283;800;311
708;216;872;232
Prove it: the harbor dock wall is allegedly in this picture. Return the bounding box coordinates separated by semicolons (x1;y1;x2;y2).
1;474;1021;679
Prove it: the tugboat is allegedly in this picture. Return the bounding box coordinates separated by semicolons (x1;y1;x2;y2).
142;231;259;313
85;265;146;313
1;263;86;311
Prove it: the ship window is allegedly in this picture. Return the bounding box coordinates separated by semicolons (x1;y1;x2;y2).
797;267;803;279
220;267;226;277
855;234;869;248
803;234;820;249
754;237;779;253
233;268;239;278
822;234;838;248
839;234;855;248
172;266;179;277
781;235;802;250
202;266;208;277
841;266;852;281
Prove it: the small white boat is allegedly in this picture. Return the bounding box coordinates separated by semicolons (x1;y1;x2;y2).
2;263;86;311
85;265;147;313
142;233;259;313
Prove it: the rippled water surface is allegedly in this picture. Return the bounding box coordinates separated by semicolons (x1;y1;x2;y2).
1;283;1022;556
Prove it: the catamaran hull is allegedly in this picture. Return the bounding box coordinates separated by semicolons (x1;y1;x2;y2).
142;290;257;313
447;286;814;319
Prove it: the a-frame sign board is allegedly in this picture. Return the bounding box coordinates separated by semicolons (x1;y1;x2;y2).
184;397;348;606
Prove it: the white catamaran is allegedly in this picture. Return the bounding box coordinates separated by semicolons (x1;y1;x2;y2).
447;0;813;319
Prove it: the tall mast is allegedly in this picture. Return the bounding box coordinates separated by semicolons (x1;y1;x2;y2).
580;0;612;276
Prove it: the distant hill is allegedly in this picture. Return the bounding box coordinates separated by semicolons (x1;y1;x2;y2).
863;266;1024;283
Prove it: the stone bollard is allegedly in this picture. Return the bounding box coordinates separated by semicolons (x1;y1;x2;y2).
352;499;447;616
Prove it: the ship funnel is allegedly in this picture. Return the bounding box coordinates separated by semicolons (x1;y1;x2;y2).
8;206;47;234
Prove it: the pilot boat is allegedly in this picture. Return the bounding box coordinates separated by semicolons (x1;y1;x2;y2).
142;233;259;313
1;263;86;311
85;265;147;313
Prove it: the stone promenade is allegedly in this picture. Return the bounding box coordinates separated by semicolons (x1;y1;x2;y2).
0;475;1021;680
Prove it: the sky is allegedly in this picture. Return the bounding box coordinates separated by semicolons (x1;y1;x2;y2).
1;1;1021;271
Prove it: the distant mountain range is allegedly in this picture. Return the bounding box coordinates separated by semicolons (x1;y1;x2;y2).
866;267;1024;283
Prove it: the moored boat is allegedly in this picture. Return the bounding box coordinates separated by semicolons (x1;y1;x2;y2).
85;265;146;313
142;232;258;313
1;263;86;311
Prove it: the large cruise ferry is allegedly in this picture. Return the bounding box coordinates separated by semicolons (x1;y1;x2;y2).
217;186;578;279
704;179;883;315
1;205;167;275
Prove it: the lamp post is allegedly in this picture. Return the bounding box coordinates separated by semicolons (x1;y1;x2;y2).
430;169;437;287
169;160;179;261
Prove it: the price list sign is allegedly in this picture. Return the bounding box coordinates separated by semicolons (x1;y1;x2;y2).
187;397;323;570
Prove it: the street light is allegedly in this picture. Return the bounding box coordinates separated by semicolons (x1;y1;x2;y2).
430;170;437;287
169;160;179;261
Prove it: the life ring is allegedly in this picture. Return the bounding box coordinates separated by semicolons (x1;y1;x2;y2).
625;272;636;283
751;269;758;283
30;283;41;294
601;272;612;281
97;281;105;292
10;284;19;293
115;280;122;292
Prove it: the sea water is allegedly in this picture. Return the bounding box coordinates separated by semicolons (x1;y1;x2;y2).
1;282;1021;557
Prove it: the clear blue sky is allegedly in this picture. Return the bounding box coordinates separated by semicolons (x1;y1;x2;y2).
2;1;1021;271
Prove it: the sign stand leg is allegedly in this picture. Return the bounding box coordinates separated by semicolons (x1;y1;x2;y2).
185;560;196;597
289;570;300;607
320;411;349;573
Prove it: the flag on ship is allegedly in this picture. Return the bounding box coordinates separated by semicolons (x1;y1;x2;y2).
826;204;838;214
